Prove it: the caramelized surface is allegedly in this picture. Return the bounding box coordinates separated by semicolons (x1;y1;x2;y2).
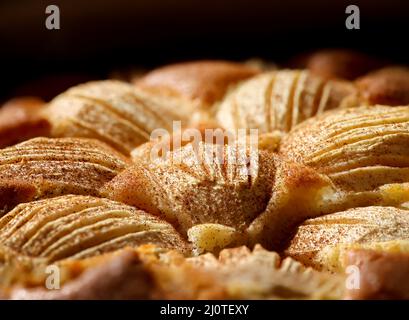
215;70;358;134
104;142;275;233
281;105;409;209
46;80;193;154
286;206;409;271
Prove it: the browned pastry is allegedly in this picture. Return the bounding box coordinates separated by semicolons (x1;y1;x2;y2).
7;248;154;300
45;80;194;154
0;137;129;213
134;60;260;109
215;70;358;134
0;195;189;263
285;206;409;272
102;141;334;252
344;249;409;300
0;97;50;148
289;49;386;80
280;105;409;210
356;66;409;106
0;244;154;296
2;245;344;300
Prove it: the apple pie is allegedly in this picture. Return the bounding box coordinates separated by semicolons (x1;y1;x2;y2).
1;57;409;299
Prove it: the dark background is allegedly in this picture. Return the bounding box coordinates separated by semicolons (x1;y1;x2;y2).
0;0;408;101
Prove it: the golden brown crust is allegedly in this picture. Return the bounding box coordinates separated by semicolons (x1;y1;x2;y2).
2;245;344;300
215;70;358;134
356;66;409;106
285;206;409;271
134;60;260;108
45;80;194;154
6;249;154;300
4;59;409;299
289;49;386;80
0;97;50;148
0;137;129;211
344;249;409;299
0;195;189;263
247;157;336;249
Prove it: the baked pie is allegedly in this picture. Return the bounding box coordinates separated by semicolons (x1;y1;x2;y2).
1;244;344;300
1;57;409;299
